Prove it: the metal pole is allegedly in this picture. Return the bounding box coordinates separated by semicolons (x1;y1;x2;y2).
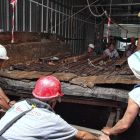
29;0;32;32
23;0;25;31
0;0;1;30
54;3;57;34
73;3;140;8
58;3;61;35
15;0;18;31
41;0;44;32
110;14;138;17
67;7;70;44
50;1;53;33
64;1;67;43
61;0;64;37
6;0;9;31
71;6;73;54
46;0;49;33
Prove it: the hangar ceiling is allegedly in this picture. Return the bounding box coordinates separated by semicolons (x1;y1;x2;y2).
71;0;140;24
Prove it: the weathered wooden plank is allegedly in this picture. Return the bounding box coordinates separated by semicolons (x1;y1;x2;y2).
52;72;77;82
115;58;127;68
0;70;53;80
70;76;96;88
70;75;140;88
1;70;139;86
62;97;123;108
115;108;121;123
71;124;102;136
0;77;129;103
106;110;116;127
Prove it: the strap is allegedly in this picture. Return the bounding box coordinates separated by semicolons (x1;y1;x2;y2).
0;108;32;136
26;98;54;112
134;84;140;89
0;99;53;139
0;136;7;140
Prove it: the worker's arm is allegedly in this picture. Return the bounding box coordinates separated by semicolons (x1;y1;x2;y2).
0;98;10;110
0;87;10;103
101;98;139;136
0;87;10;110
75;130;99;140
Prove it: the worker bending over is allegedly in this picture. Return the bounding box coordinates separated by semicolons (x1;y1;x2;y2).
100;50;140;140
0;75;100;140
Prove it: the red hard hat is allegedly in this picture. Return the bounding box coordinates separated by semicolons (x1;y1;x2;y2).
32;76;64;100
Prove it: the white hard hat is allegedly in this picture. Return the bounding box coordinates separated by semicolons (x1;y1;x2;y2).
0;44;9;60
128;50;140;79
88;44;95;49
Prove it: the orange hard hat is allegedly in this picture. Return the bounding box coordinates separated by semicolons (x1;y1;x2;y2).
32;76;64;100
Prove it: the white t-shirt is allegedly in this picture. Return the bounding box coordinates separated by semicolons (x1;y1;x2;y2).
103;49;119;58
0;100;77;140
129;87;140;116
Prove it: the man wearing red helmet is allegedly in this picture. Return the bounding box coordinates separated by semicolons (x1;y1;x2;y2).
0;76;99;140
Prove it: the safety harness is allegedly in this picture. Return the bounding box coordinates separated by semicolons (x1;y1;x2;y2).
0;98;53;140
133;84;140;89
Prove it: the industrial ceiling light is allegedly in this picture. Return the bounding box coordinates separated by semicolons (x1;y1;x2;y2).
138;12;140;17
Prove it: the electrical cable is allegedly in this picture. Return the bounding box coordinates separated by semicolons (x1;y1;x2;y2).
86;0;106;17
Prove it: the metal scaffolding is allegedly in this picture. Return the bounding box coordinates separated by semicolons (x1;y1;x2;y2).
0;0;95;54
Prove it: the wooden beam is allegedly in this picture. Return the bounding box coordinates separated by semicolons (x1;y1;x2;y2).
62;96;124;108
71;124;102;136
106;110;117;127
115;59;127;68
115;108;121;123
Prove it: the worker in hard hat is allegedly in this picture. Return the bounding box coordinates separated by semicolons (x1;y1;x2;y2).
0;45;12;111
124;37;137;57
100;50;140;140
0;75;100;140
87;43;95;57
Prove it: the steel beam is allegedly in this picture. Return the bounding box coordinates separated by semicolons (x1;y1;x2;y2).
23;0;25;31
111;13;138;17
73;3;140;8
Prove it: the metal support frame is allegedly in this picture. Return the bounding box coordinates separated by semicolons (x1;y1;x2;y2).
41;0;43;32
15;0;18;31
54;3;57;34
0;0;96;54
6;0;9;31
29;0;32;32
46;0;49;33
23;0;25;31
73;3;140;8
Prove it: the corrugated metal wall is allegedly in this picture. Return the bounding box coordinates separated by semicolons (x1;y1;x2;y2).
0;0;95;54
